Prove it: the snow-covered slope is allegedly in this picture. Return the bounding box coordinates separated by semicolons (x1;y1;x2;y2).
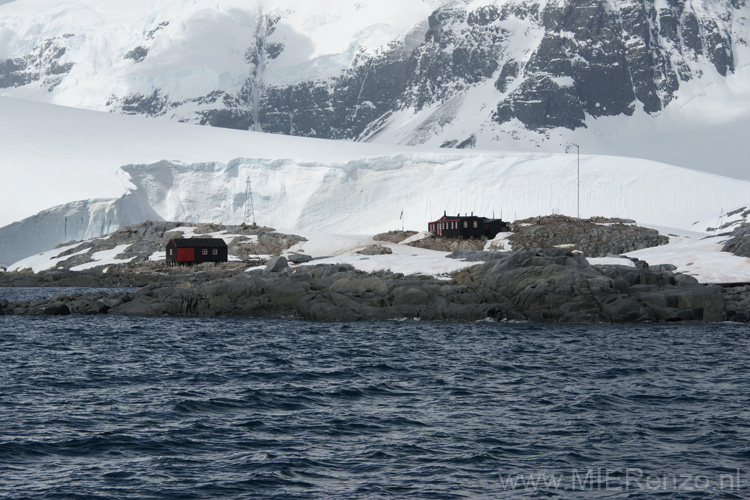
1;0;749;178
0;96;425;228
1;97;749;267
0;0;439;107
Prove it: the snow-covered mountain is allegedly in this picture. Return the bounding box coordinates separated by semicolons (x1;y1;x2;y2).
1;0;749;267
1;0;749;177
1;96;749;267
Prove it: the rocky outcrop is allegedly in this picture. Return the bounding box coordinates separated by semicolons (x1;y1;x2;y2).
0;34;75;91
707;207;750;232
722;224;750;258
412;0;739;130
508;215;668;257
453;249;723;322
1;249;730;323
373;231;418;244
14;221;306;272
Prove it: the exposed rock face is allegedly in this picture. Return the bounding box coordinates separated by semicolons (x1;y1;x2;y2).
2;249;730;323
508;215;668;257
0;33;75;91
722;224;750;258
8;1;741;143
407;0;741;132
724;285;750;321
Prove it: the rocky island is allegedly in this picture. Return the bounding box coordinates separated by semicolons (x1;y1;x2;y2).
1;218;749;323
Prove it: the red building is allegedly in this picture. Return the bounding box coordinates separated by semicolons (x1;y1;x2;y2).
428;212;510;239
166;238;228;266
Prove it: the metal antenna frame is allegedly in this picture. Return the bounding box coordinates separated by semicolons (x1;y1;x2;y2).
244;177;256;227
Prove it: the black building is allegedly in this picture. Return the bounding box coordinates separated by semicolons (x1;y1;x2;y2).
428;212;510;240
166;238;228;266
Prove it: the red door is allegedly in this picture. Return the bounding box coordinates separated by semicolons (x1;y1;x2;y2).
177;248;195;262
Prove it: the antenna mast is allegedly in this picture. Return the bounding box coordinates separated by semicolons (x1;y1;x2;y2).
244;177;256;227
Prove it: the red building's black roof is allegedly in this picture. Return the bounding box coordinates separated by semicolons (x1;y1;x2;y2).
167;238;227;248
429;214;483;224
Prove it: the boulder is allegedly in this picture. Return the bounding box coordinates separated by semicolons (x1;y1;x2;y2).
265;256;289;272
674;273;700;287
28;302;71;316
287;253;313;264
356;244;393;255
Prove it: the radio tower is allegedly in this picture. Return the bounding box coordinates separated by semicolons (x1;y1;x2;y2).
244;177;256;227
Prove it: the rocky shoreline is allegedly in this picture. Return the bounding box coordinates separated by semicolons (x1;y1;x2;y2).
2;248;747;323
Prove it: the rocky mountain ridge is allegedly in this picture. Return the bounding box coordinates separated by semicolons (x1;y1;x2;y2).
1;0;747;148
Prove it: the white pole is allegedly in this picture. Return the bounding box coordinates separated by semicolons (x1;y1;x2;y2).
566;143;580;220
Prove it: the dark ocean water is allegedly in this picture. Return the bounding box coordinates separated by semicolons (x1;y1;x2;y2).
1;289;750;499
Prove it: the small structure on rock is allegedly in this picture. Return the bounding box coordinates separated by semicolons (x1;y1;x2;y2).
166;238;228;266
428;212;510;240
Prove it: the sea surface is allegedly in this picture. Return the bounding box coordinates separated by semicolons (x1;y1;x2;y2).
1;288;749;499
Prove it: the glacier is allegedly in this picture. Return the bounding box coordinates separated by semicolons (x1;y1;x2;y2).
2;95;750;267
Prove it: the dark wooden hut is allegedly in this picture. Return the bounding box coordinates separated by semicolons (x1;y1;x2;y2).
428;212;510;240
166;238;228;266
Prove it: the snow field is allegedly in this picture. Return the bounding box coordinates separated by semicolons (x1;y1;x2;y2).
2;95;750;269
